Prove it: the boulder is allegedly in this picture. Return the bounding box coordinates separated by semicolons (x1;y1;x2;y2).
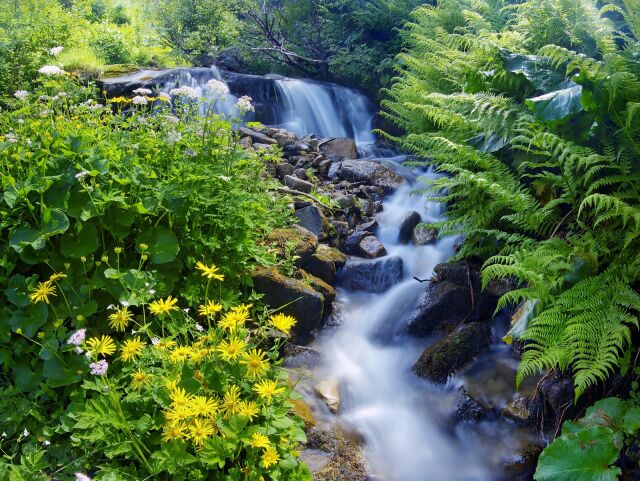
412;322;492;383
302;271;336;312
239;136;252;149
342;231;371;255
502;445;543;481
284;175;313;194
357;235;386;258
339;256;403;293
251;267;325;344
327;161;342;179
407;281;473;337
265;225;318;265
283;141;310;154
302;245;348;284
319;138;357;160
398;211;421;244
294;168;308;180
318;159;332;177
340;159;405;193
276;162;295;178
239;127;277;145
290;399;316;429
332;221;349;238
454;388;486;422
412;225;438;246
253;142;274;150
315;379;340;413
355;219;378;233
294;205;325;238
502;395;535;427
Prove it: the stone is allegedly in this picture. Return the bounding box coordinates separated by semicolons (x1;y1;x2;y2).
340;159;406;193
290;399;316;429
302;245;348;284
319;138;357;160
407;281;474;337
339;256;403;293
239;136;252;148
284;141;310;154
502;395;535;427
503;444;543;481
266;225;318;265
356;219;378;233
398;211;421;244
412;225;438;245
327;161;342;179
342;230;371;255
412;322;492;383
302;271;336;312
332;221;349;238
251;267;325;344
357;235;386;258
332;194;353;209
294;168;308;180
274;132;297;148
305;428;368;481
294;205;325;238
454;388;486;422
253;142;274;150
239;127;277;145
276;162;295;178
318;159;332;177
315;379;340;413
284;175;313;194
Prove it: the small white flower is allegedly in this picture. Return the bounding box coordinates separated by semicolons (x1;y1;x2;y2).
38;95;49;101
164;115;179;124
183;308;190;313
131;329;137;334
75;472;92;481
133;88;153;95
17;119;24;124
169;86;198;99
49;46;64;57
1;432;6;438
235;95;255;114
206;79;230;96
219;175;231;181
5;133;17;143
84;351;92;359
167;131;182;144
38;65;65;76
151;336;160;345
107;304;115;310
74;347;84;354
75;170;90;180
149;289;156;295
158;92;172;102
185;148;196;157
14;90;28;100
144;282;150;287
132;95;148;105
121;300;129;307
22;429;29;437
195;323;204;332
26;139;32;147
43;440;51;446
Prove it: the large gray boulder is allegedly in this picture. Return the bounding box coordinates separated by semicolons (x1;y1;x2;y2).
302;245;348;285
284;175;313;194
357;235;386;258
320;138;358;160
294;205;325;238
407;281;473;336
339;256;403;293
340;160;405;193
398;211;421;244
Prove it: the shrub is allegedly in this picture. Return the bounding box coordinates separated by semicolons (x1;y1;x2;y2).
89;24;132;64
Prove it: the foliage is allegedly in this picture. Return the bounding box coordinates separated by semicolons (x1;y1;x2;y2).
89;24;132;64
383;0;640;400
0;73;305;478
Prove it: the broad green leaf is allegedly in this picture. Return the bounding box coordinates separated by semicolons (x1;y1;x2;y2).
502;51;569;93
60;222;99;257
623;407;640;435
137;226;180;264
9;303;48;338
9;226;43;253
41;208;70;236
526;85;583;122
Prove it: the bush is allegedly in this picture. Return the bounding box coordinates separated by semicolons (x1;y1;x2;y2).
89;24;132;64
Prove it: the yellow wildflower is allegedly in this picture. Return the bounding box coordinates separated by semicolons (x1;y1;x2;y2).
164;405;191;422
120;336;145;362
219;310;248;332
195;261;225;281
240;349;269;379
165;378;180;391
248;432;270;449
269;313;296;334
149;296;179;315
169;346;193;363
198;300;223;317
188;396;219;417
108;306;133;331
29;282;56;304
189;348;210;362
155;339;177;350
86;335;117;356
238;400;260;421
189;418;216;447
131;369;151;389
261;446;280;468
170;387;192;409
217;338;246;361
48;272;67;283
162;421;188;442
252;379;286;403
223;385;241;416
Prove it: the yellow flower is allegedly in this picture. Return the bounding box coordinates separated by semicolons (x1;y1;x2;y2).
189;348;210;362
29;282;56;304
108;307;133;331
169;346;193;363
164;405;191;423
240;349;269;379
223;385;241;416
218;310;248;332
48;272;67;283
261;446;280;468
162;421;188;442
195;261;225;281
238;400;260;421
232;303;252;314
149;296;179;315
252;379;286;403
189;417;216;446
86;335;117;356
155;339;177;350
217;338;246;361
170;387;192;409
120;336;145;362
188;396;219;417
131;369;151;389
198;301;223;317
248;432;270;449
165;378;180;391
269;313;296;334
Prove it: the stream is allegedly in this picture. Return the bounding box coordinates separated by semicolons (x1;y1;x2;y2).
106;67;541;480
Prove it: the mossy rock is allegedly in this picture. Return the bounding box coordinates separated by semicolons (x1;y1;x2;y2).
300;270;336;309
290;398;316;429
302;245;347;284
265;225;318;265
101;64;149;78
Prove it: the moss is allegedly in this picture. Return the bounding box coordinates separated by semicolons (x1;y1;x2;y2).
290;399;316;429
265;226;318;263
101;64;151;78
306;428;368;481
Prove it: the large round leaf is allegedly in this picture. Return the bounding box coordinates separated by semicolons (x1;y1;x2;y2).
137;226;180;264
60;222;99;258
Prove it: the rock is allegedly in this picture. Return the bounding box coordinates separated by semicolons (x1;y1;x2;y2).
294;168;308;180
332;195;354;209
319;138;357;160
339;256;403;293
407;281;473;336
265;225;318;265
357;235;386;258
503;444;543;481
355;219;378;233
342;231;371;255
412;322;492;383
502;395;535;427
276;162;295;178
294;205;325;238
302;271;336;312
284;175;313;194
398;211;421;244
315;379;340;413
239;127;277;145
332;221;349;238
302;245;348;284
340;159;406;193
290;399;316;429
251;267;325;344
412;225;438;245
305;428;368;481
454;388;486;422
253;142;274;150
327;161;342;179
284;141;310;154
274;132;297;147
318;159;332;177
239;136;252;148
434;261;480;287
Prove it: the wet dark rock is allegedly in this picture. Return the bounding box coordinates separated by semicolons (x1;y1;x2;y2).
340;159;406;193
413;225;438;246
239;136;252;149
398;211;421;244
412;322;492;383
284;175;313;194
502;395;535;427
332;194;353;209
342;231;371;255
305;428;368;481
408;282;473;337
239;127;277;145
253;142;274;150
301;271;336;315
283;141;310;154
252;267;324;344
319;138;358;160
276;162;295;178
339;256;403;293
318;159;333;177
434;261;480;288
294;205;325;238
294;168;308;180
357;235;386;258
265;225;318;265
273;132;297;147
327;161;342;179
454;388;487;422
356;219;378;233
332;221;349;238
302;245;348;284
502;444;543;481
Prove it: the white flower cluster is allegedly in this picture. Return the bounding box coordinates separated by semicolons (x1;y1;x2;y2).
4;132;17;143
169;86;198;99
66;329;86;346
235;95;255;114
158;92;172;102
49;46;64;57
132;87;153;95
206;79;230;96
38;65;65;76
75;170;90;180
167;131;182;144
132;96;148;105
14;90;28;100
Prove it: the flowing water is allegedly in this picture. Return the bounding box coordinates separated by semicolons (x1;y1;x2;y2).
147;67;539;480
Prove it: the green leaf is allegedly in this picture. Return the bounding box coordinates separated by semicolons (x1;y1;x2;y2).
9;303;48;338
534;426;622;481
9;227;44;253
41;208;70;236
60;222;99;258
137;226;180;264
526;85;583;122
623;407;640;435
